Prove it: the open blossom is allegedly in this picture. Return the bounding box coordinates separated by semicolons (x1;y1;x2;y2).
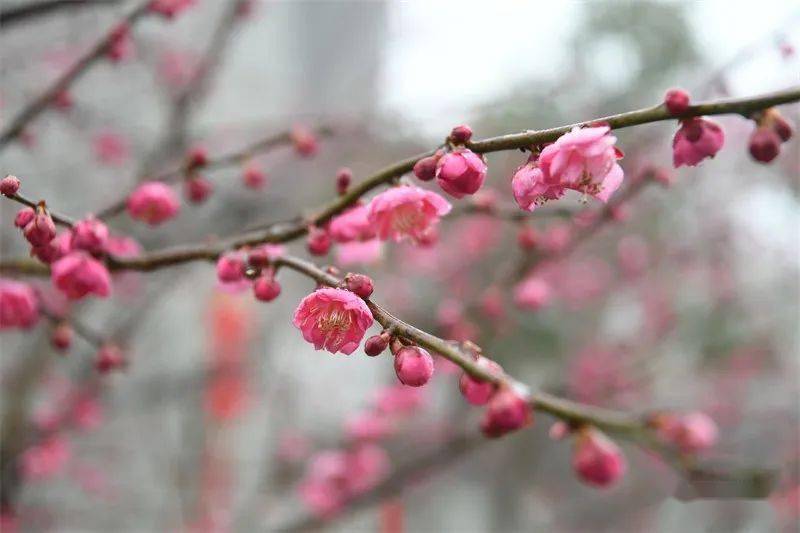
292;287;373;354
71;216;109;254
127;181;180;225
328;204;376;243
540;125;624;202
672;117;725;167
51;252;111;300
336;239;383;266
480;387;531;438
511;157;565;211
435;149;487;198
0;279;39;329
573;428;627;488
366;185;452;243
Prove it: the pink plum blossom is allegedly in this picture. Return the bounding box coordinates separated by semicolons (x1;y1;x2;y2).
0;279;39;329
393;346;435;387
480;387;531;438
335;239;383;266
51;252;111;300
328;204;376;243
366;185;452;243
459;357;502;405
71;217;109;254
92;130;130;166
126;181;180;225
672;117;725;167
573;428;627;488
292;287;374;354
435;148;487;198
513;276;552;311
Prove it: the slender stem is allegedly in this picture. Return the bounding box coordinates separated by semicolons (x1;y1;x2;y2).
0;0;122;28
0;0;152;151
5;192;75;227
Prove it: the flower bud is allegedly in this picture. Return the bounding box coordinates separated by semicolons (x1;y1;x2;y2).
449;124;473;144
345;273;374;298
748;127;781;163
185;175;213;203
517;226;538;250
364;332;389;357
435;149;487;198
216;253;245;283
186;146;208;169
23;206;56;247
654;411;718;454
243;163;267;189
572;428;627;488
459;357;502;405
480;387;531;438
1;175;20;197
412;152;442;181
291;126;318;157
664;88;690;115
336;167;352;195
51;323;73;351
307;227;331;256
253;275;281;302
14;207;35;228
393;346;434;387
772;115;793;142
95;344;126;374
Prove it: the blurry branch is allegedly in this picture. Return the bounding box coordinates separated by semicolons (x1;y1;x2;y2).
0;0;153;151
95;124;334;220
449;201;576;222
0;0;122;28
4;191;76;227
138;0;248;179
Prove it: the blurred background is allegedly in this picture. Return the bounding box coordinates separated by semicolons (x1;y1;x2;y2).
0;0;798;531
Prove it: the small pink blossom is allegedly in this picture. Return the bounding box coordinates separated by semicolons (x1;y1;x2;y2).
307;226;331;256
511;157;565;211
126;181;180;225
480;387;531;438
0;175;20;196
243;162;267;189
216;252;246;283
513;276;551;311
14;207;34;228
328;204;376;243
32;230;72;264
393;346;435;387
93;130;130;166
672;117;725;167
71;216;109;254
373;385;426;415
292;287;373;354
23;207;56;246
51;252;111;300
435;149;487;198
656;412;718;454
345;411;394;442
184;175;213;203
21;436;71;481
366;185;452;243
664;88;690;115
573;428;627;488
291;125;319;157
0;279;39;329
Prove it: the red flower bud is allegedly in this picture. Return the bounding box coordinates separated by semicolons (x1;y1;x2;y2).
664;88;690;115
394;346;434;387
307;227;331;256
748;127;781;163
364;332;390;357
185;176;213;204
1;175;20;197
253;275;281;302
449;124;473;144
345;273;374;298
51;323;73;351
336;167;352;195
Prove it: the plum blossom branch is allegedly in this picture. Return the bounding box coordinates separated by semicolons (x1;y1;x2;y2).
0;0;153;151
94;125;334;220
0;0;123;28
3;191;76;228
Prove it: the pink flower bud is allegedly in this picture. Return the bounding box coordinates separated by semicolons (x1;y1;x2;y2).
549;421;571;440
344;411;393;441
95;344;126;374
449;124;473;144
184;175;213;203
23;207;56;247
412;152;442;182
71;217;109;254
216;253;246;283
573;428;627;488
186;146;208;169
51;251;112;299
364;332;389;356
513;276;551;311
517;226;538;250
748;127;782;163
51;323;73;351
664;88;690;115
291;126;318;157
772;115;793;142
14;207;35;228
0;279;39;330
459;357;502;405
307;227;331;256
393;346;434;387
253;275;281;302
345;273;374;298
107;23;134;63
243;163;267;189
127;181;180;225
435;149;487;198
1;175;20;197
655;412;718;454
335;167;352;195
672;117;725;168
32;231;72;264
52;90;73;111
480;387;531;438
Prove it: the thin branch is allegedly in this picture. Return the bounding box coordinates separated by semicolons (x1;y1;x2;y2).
4;192;76;227
0;0;152;151
0;0;123;28
94;125;334;220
